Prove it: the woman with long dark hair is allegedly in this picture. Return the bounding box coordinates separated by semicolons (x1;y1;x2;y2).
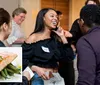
22;8;74;85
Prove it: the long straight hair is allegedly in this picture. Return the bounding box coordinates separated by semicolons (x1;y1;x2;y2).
31;8;61;42
31;8;57;34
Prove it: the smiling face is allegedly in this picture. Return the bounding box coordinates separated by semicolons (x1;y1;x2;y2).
13;13;26;25
43;10;58;30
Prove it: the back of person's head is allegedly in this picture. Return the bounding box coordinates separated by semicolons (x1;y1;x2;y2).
0;8;10;27
12;7;27;18
56;11;62;16
80;5;100;28
33;8;57;34
56;10;63;21
0;8;11;40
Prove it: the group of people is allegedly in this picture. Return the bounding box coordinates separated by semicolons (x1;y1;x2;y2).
0;0;100;85
70;0;100;85
0;6;74;85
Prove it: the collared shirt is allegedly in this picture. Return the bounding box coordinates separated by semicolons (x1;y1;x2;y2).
7;20;25;44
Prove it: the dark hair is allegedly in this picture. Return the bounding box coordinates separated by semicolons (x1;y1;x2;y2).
12;7;27;18
70;19;83;46
56;11;62;15
85;0;100;5
80;5;100;28
0;8;10;26
32;8;57;34
85;0;94;5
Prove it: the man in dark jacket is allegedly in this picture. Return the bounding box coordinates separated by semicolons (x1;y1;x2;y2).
76;5;100;85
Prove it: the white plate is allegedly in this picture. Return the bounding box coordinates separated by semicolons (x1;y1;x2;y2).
0;73;22;82
0;47;22;82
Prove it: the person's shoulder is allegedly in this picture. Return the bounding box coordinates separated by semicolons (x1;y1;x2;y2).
77;36;85;43
0;41;5;47
25;34;37;44
76;35;89;48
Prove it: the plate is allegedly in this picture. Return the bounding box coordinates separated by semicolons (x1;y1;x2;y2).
0;47;22;82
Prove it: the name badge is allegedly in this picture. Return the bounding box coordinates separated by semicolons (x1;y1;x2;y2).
41;46;50;53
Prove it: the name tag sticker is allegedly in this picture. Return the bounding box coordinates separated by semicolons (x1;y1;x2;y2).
41;46;50;53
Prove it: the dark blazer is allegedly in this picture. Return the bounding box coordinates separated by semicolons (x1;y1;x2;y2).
70;18;83;46
76;26;100;85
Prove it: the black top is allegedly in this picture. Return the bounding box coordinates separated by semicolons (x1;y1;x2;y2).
76;26;100;85
22;37;74;70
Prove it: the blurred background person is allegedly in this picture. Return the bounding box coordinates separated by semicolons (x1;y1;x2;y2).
85;0;100;5
5;7;27;47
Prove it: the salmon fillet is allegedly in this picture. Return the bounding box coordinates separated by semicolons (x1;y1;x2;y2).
0;52;17;71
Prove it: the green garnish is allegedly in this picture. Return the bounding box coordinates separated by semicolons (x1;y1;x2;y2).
0;56;3;61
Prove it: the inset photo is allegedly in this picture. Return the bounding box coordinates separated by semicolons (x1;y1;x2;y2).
0;47;22;82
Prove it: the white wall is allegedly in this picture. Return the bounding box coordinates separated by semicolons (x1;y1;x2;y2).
0;0;19;16
20;0;41;37
69;0;85;29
